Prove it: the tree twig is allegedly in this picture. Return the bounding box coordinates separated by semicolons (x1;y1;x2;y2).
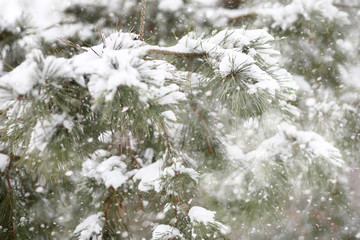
334;3;360;8
57;37;86;52
139;0;148;41
228;12;257;24
104;189;114;221
147;49;208;58
137;194;144;211
110;188;125;221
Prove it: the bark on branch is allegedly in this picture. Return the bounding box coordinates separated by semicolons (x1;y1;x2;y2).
147;49;208;58
139;0;148;41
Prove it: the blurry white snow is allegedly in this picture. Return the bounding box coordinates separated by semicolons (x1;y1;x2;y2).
0;0;64;28
293;75;312;94
188;206;216;224
189;0;218;6
81;154;129;189
163;160;199;183
258;0;350;29
339;64;360;89
188;206;229;233
161;110;177;122
0;154;10;172
0;0;127;41
158;0;183;12
0;49;74;100
98;131;112;143
65;170;74;176
28;113;73;153
133;160;163;192
247;124;344;168
35;186;44;193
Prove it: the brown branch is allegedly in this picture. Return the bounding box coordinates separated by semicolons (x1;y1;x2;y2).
125;130;129;158
188;59;193;74
119;131;123;155
135;131;142;149
137;194;144;211
139;0;148;41
222;0;245;9
88;46;101;58
57;37;86;52
147;49;208;58
43;20;77;31
228;12;257;24
131;156;141;168
104;189;114;221
110;188;126;224
334;3;360;8
204;132;212;155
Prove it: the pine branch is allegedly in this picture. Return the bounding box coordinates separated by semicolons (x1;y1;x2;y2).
334;3;360;8
228;11;257;24
137;194;144;212
104;188;114;222
110;188;126;224
42;20;77;31
57;37;87;52
147;48;208;58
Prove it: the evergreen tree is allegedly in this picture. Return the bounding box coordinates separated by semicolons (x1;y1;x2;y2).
0;0;359;239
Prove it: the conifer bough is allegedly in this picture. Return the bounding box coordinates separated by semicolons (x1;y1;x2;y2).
0;0;358;239
0;25;296;239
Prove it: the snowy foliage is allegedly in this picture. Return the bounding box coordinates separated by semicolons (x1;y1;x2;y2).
0;0;359;239
258;0;350;29
151;224;183;240
73;212;104;240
